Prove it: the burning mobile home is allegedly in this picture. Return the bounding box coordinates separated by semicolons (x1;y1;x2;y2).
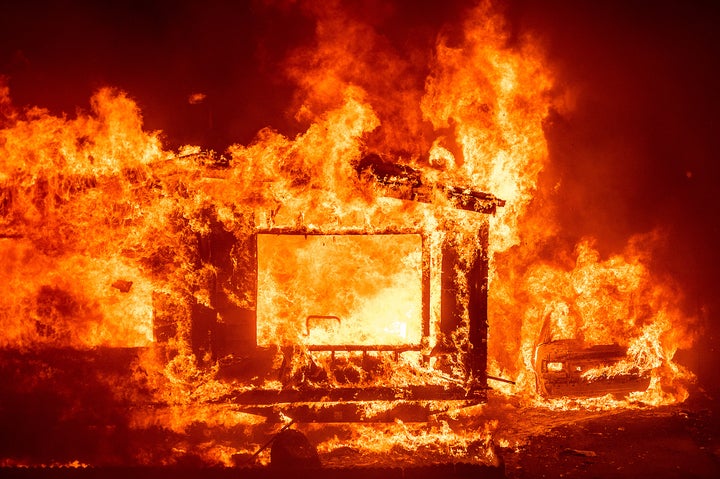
0;83;511;465
167;151;505;420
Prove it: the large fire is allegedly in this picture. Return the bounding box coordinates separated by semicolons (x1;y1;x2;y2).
0;0;697;469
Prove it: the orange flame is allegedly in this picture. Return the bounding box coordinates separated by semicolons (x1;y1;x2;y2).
0;0;699;467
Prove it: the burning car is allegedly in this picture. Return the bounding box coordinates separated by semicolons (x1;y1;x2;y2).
534;339;651;398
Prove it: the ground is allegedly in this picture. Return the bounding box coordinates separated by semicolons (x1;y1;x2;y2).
492;388;720;479
1;348;718;478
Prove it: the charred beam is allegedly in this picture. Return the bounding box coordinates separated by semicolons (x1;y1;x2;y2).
356;154;505;214
223;384;487;405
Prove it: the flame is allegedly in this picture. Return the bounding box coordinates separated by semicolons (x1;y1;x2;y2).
0;0;699;468
257;234;423;347
0;88;163;350
489;233;696;407
308;416;501;468
421;3;552;252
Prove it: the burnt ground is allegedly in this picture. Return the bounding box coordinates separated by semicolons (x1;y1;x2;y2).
0;348;718;478
490;389;720;479
2;387;718;479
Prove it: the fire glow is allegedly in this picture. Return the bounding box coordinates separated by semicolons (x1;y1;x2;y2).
0;0;697;469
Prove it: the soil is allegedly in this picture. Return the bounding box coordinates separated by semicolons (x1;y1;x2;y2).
491;389;720;479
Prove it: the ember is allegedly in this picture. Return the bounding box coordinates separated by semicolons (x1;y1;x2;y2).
1;0;714;477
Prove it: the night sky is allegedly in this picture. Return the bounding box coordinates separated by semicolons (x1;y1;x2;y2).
1;0;719;389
